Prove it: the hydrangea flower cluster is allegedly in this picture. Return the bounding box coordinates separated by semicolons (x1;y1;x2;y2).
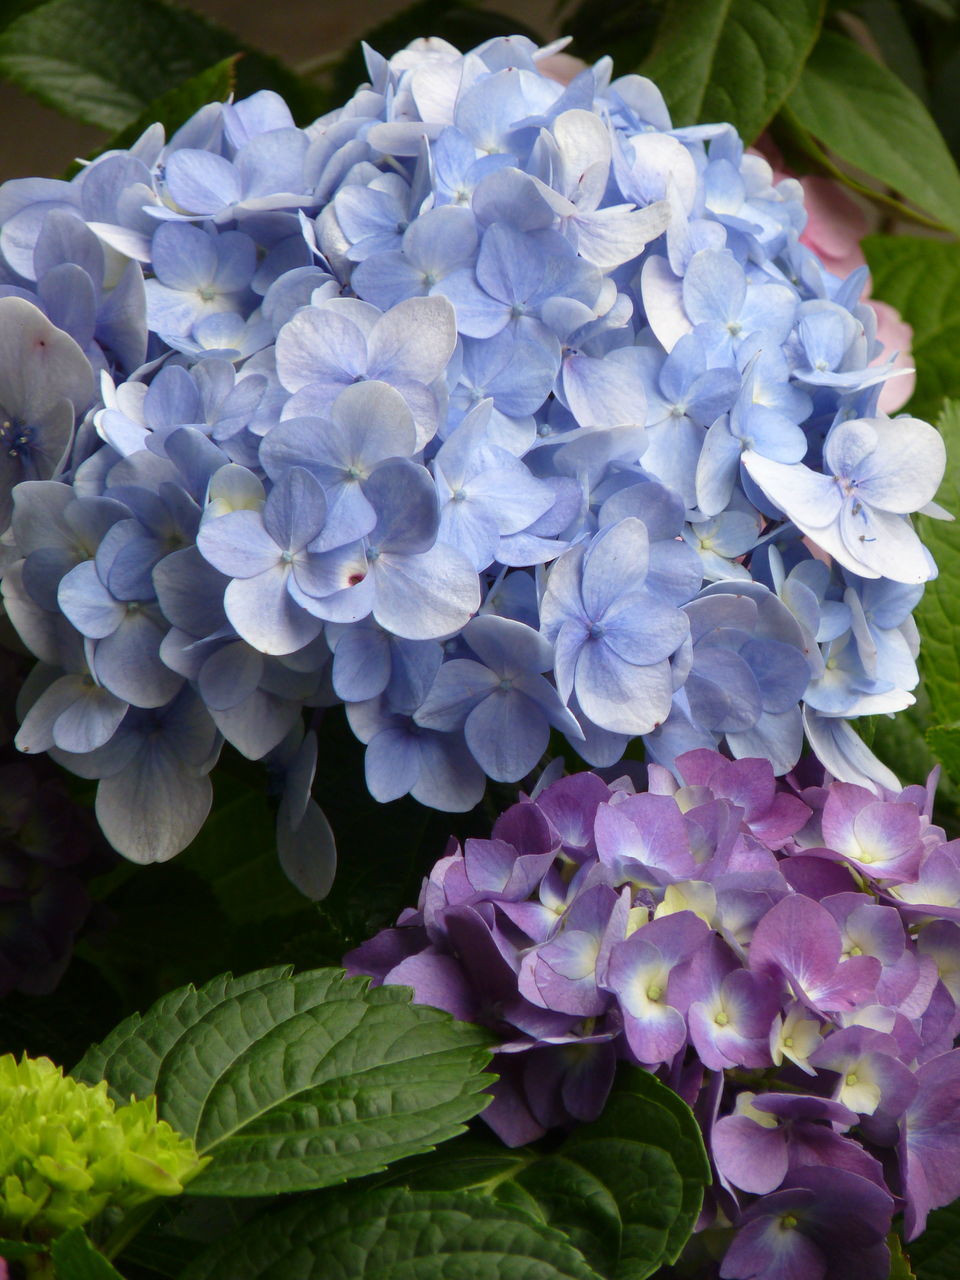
346;750;960;1279
0;34;949;863
0;1053;206;1241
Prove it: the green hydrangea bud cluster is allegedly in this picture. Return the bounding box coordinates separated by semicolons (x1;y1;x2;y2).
0;1054;208;1241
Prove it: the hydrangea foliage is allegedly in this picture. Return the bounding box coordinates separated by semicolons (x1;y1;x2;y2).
347;750;960;1279
0;34;949;867
0;1052;206;1241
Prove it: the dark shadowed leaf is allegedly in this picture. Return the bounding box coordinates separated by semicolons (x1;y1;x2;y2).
371;1065;710;1279
179;1186;604;1280
908;1197;960;1278
0;0;325;131
50;1229;125;1280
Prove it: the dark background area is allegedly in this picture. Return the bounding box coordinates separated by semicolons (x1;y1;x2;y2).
0;0;557;180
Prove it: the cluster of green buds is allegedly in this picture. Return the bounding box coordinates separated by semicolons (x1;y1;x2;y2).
0;1054;207;1242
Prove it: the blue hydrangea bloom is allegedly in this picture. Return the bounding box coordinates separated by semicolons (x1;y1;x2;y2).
0;33;950;873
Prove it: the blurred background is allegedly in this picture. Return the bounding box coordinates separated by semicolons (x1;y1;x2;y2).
0;0;557;178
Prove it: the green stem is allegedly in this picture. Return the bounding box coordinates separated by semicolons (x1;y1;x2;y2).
100;1200;158;1263
477;1151;538;1195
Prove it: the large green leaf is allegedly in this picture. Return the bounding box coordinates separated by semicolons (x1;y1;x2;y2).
787;31;960;234
50;1228;125;1280
640;0;824;139
864;238;960;425
513;1143;684;1279
179;1186;604;1280
379;1067;710;1280
73;967;492;1197
86;56;239;164
562;1067;710;1268
0;0;325;131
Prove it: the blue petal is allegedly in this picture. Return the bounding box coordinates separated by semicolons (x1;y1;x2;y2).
199;640;264;710
198;509;280;579
465;688;549;780
277;797;336;901
94;610;183;708
575;642;674;735
414;658;499;731
224;567;324;655
58;561;124;639
96;752;213;863
372;542;480;641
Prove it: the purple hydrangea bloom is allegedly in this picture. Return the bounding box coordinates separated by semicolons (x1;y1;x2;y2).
347;752;960;1272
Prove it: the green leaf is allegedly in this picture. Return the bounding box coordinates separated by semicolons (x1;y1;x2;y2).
870;702;942;787
183;772;309;927
375;1066;710;1280
513;1143;684;1279
842;1;930;104
554;0;665;71
927;725;960;782
87;56;238;163
72;967;291;1093
565;1067;710;1266
640;0;824;140
888;1229;917;1279
73;967;492;1197
909;1199;960;1279
864;240;960;424
179;1186;604;1280
110;1227;195;1280
0;0;325;132
915;400;960;731
50;1228;125;1280
0;0;234;128
0;1239;45;1260
116;1197;270;1277
786;30;960;233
